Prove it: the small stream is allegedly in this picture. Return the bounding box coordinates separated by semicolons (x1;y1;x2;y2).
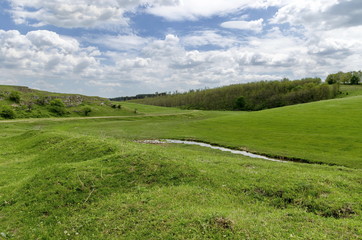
139;139;288;163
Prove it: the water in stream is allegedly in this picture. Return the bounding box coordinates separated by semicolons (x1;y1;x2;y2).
139;139;288;163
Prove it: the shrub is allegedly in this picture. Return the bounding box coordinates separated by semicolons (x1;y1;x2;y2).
83;107;92;116
0;106;16;119
49;99;67;116
36;96;48;106
8;91;21;103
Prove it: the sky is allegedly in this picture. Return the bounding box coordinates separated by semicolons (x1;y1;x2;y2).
0;0;361;97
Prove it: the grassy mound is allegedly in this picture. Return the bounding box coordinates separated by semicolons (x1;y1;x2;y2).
0;131;361;239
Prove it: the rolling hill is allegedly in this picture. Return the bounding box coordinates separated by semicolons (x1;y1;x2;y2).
0;85;361;239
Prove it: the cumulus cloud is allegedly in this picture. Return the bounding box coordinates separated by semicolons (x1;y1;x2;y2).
7;0;282;27
269;0;362;72
271;0;362;31
221;19;264;32
0;29;100;76
8;0;136;29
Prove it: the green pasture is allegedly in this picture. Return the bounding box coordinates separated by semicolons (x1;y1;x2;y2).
27;94;362;168
0;131;361;239
1;86;362;239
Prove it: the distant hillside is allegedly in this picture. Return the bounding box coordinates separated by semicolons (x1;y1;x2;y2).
133;78;339;111
0;85;136;119
110;92;167;102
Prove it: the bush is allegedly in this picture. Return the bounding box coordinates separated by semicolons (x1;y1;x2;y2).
0;106;16;119
8;91;21;103
49;99;67;116
83;107;92;116
36;96;48;106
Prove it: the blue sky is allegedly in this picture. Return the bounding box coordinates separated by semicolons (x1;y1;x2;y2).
0;0;361;97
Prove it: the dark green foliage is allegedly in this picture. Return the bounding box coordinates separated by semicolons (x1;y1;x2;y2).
111;104;122;109
0;106;16;119
350;75;360;85
135;78;335;111
83;107;92;116
8;91;21;103
235;96;246;110
326;71;362;85
326;74;338;84
49;98;67;116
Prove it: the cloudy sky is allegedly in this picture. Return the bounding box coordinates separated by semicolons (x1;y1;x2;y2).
0;0;361;97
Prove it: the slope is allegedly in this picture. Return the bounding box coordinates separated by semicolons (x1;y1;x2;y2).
0;131;361;239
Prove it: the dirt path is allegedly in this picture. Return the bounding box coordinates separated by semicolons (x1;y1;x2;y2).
0;112;193;124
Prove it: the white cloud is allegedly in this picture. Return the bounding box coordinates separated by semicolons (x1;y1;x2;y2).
146;0;281;21
221;19;264;32
271;0;362;31
8;0;138;29
7;0;283;28
26;30;79;53
88;80;122;87
85;34;150;52
182;30;240;48
0;29;100;76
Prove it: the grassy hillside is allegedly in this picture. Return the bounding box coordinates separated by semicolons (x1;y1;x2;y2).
1;87;362;239
0;85;138;119
41;94;362;168
0;131;361;239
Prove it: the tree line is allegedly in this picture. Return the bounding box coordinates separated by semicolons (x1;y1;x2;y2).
326;71;361;85
133;78;339;111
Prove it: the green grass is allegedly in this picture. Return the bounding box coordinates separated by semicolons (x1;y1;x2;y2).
339;84;362;97
1;88;362;239
0;131;361;239
35;95;362;168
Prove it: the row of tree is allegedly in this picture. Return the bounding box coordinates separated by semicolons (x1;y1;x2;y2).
134;78;339;111
326;71;361;85
110;92;167;101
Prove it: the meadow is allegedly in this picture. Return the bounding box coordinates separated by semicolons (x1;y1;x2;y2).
0;85;361;239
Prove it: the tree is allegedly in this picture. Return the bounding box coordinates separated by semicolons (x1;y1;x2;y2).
350;75;360;85
235;96;246;110
8;91;21;103
326;74;338;84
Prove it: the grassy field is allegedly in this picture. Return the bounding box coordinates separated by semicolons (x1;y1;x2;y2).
1;86;362;239
0;130;361;239
33;94;362;168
